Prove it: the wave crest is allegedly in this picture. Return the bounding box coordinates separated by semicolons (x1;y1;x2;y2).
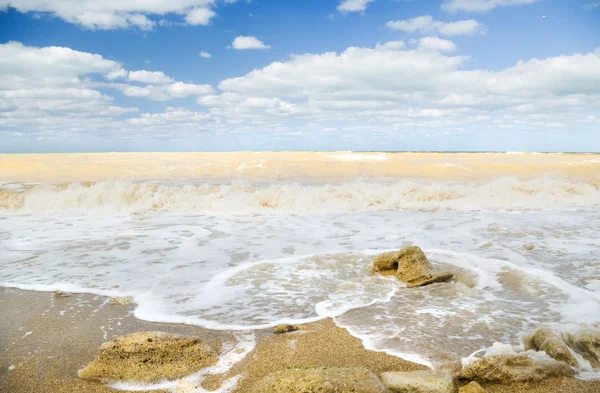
1;177;599;215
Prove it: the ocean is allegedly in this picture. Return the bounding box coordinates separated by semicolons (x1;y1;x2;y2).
1;152;599;373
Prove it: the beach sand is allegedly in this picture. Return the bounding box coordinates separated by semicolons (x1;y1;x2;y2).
1;287;599;393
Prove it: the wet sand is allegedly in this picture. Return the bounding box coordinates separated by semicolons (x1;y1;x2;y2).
1;287;599;393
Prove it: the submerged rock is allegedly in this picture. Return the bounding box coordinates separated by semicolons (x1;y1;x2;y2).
273;324;299;334
569;330;600;363
373;246;453;287
79;332;218;383
458;381;486;393
53;290;72;298
459;355;574;384
109;296;134;305
248;367;387;393
526;327;578;366
381;370;455;393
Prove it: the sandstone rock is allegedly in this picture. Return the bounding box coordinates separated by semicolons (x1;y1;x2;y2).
458;381;486;393
381;370;456;393
526;328;578;366
407;273;455;288
248;367;387;393
79;332;218;383
109;296;134;305
53;290;72;298
569;330;600;362
459;355;574;384
273;324;299;334
373;246;453;287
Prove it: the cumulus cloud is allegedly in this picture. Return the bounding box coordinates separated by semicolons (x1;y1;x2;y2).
199;51;212;59
337;0;375;12
0;42;139;133
185;7;216;25
418;37;457;52
0;41;218;141
211;42;600;135
442;0;539;13
387;15;485;36
0;0;229;29
128;70;174;84
231;36;271;50
2;40;600;148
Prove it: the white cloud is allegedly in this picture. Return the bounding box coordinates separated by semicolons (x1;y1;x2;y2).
337;0;375;12
210;43;600;134
442;0;538;13
167;82;213;98
185;7;216;25
128;70;174;84
231;36;271;50
418;37;457;52
0;41;121;81
387;15;485;36
199;51;212;59
118;82;213;101
106;69;128;80
0;0;228;29
2;41;600;147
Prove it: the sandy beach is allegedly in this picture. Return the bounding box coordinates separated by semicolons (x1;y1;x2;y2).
1;287;599;393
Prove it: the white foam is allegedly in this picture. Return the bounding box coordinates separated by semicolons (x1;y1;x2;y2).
2;196;600;373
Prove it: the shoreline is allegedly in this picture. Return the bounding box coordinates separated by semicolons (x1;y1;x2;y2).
2;287;600;393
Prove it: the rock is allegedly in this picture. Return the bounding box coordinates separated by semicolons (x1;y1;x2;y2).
381;370;455;393
109;296;134;305
273;324;299;334
248;367;387;393
407;273;455;288
569;330;600;362
79;332;218;383
53;290;72;298
523;244;535;251
458;381;486;393
373;246;453;287
526;328;578;366
459;355;574;384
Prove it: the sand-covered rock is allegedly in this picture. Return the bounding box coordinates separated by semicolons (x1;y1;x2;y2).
273;324;299;334
381;370;455;393
569;330;600;363
459;355;574;384
458;381;486;393
79;332;218;383
373;246;453;287
248;367;387;393
526;328;578;366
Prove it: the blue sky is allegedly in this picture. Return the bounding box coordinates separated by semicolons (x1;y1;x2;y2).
0;0;599;152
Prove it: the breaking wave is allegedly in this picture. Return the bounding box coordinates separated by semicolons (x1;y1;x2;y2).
1;176;599;215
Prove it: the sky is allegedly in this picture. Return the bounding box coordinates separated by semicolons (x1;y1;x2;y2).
0;0;599;153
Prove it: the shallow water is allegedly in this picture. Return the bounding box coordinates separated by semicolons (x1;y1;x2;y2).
1;152;599;371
